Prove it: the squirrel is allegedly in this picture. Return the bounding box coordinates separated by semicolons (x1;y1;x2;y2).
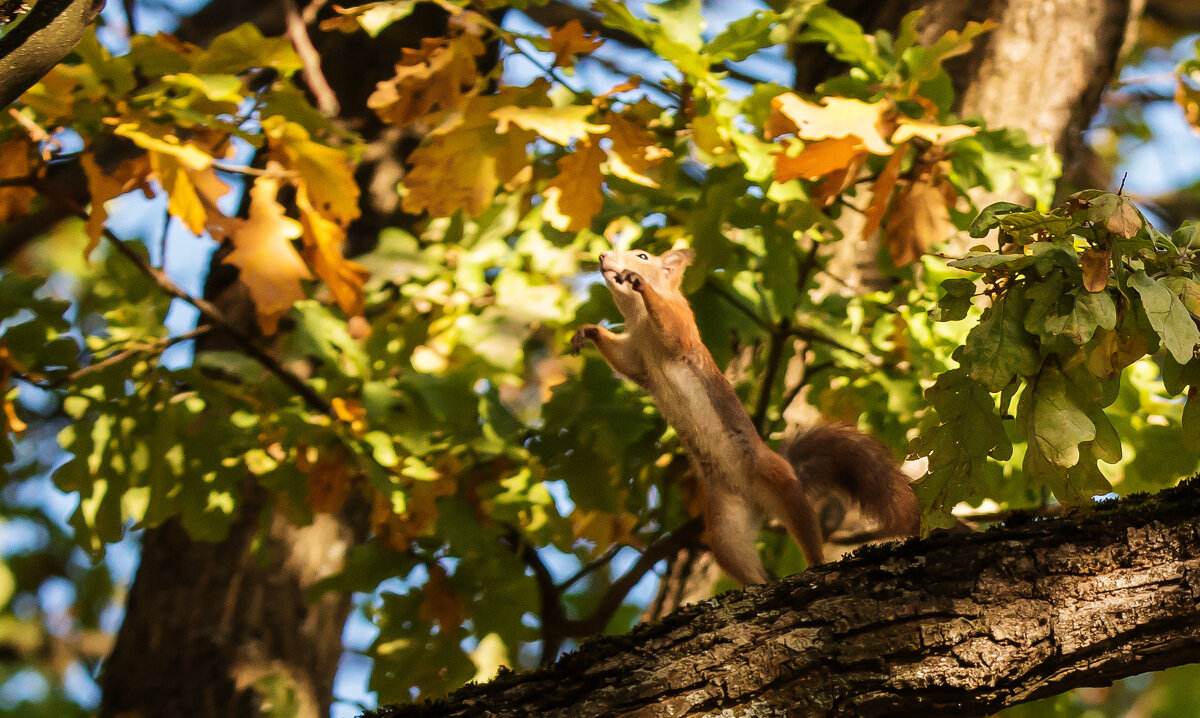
570;247;919;585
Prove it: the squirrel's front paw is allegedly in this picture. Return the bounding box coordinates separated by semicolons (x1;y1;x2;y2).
617;270;643;292
570;326;598;355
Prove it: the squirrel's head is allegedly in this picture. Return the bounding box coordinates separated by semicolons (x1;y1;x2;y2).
598;247;695;321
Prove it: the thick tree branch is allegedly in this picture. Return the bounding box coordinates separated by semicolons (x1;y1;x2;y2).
0;0;105;108
371;477;1200;717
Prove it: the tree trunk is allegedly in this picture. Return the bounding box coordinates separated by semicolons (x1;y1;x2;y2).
370;479;1200;717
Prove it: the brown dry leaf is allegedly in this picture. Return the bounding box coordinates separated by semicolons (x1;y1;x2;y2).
542;137;605;231
1081;247;1112;292
0;141;36;223
80;151;153;256
884;174;955;265
303;448;353;514
490;105;609;146
548;19;604;68
368;33;484;128
419;563;468;631
1105;196;1142;238
774;136;867;183
768;93;892;154
891;119;978;145
223;171;311;335
861;145;908;240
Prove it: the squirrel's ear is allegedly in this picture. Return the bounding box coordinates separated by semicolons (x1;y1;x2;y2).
662;248;695;276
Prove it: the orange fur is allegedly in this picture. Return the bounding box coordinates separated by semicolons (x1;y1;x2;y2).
573;248;918;585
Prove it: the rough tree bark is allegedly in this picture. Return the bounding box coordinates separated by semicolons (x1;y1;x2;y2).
0;0;106;108
370;478;1200;717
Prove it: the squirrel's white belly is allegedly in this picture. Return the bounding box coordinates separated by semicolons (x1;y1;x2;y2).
653;363;748;489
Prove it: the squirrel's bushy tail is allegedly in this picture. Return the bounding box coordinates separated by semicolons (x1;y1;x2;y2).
781;423;920;537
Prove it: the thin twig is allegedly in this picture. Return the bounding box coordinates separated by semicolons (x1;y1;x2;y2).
55;326;212;387
281;0;340;116
753;318;790;436
300;0;331;25
210;159;296;178
557;543;623;593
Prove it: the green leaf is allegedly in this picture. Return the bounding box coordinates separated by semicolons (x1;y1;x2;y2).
645;0;705;51
1027;364;1095;468
969;201;1027;238
193;24;303;76
1042;289;1117;345
962;292;1040;391
704;11;785;62
1129;270;1200;364
796;5;882;78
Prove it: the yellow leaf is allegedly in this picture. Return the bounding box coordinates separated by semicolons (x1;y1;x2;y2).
81;149;153;256
606;151;658;188
469;634;510;684
491;105;609;146
605;113;670;172
691;114;734;159
768;93;892;155
149;151;230;235
402;125;530;217
263;117;360;227
891;119;978;145
368;33;483;128
223;172;310;334
884;174;955;265
572;508;637;549
861;145;907;240
548;19;604;68
0;141;36;223
542;137;605;232
113;123;213;171
1177;76;1200;134
774;136;867;182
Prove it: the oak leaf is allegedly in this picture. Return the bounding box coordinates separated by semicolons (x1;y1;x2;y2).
264;117;361;227
223;172;311;335
542;137;605;232
861;146;907;240
402;123;531;217
80;150;153;256
419;563;467;631
548;19;604;68
884;173;956;265
1081;247;1112;292
297;190;369;316
767;93;892;155
774;136;867;182
0;141;36;223
605;113;670;171
892;119;978;145
491;105;609;146
368;33;484;128
301;446;353;514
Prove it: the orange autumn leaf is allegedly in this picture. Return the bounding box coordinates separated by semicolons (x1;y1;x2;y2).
572;508;638;549
302;448;353;514
605;113;670;172
861;145;908;240
223;171;311;334
297;190;369;316
368;33;484;128
80;150;153;257
767;93;892;155
149;151;231;235
774;136;867;182
0;141;36;223
542;137;605;232
548;19;604;68
884;173;956;266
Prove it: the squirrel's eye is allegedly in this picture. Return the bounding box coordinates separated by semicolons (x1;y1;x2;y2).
636;252;649;260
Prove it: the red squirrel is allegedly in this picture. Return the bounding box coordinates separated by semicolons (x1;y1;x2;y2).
571;247;919;585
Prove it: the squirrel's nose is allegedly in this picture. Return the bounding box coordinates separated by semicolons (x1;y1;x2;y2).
599;251;611;264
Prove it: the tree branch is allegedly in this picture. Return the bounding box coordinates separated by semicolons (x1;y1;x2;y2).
0;0;106;108
371;477;1200;717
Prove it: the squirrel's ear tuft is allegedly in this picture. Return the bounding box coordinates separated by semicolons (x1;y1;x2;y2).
663;248;696;275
